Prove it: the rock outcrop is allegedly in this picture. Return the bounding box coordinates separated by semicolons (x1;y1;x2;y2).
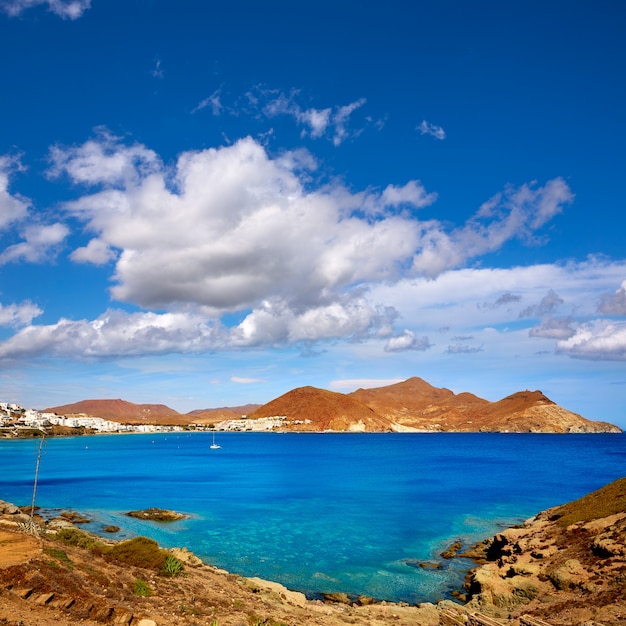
464;477;626;625
126;508;188;522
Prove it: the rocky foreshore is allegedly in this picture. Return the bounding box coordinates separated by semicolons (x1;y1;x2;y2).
459;478;626;625
1;480;625;625
0;499;447;626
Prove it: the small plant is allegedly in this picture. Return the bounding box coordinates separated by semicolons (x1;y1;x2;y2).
161;554;184;577
133;579;153;597
44;547;74;569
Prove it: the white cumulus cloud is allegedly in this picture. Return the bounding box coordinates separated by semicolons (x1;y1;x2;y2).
0;301;42;327
48;128;161;186
70;238;117;265
384;330;432;352
0;132;581;362
56;135;432;313
0;222;70;265
0;310;226;360
557;320;626;361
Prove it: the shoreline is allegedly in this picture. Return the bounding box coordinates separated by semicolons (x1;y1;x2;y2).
2;431;624;608
0;498;460;626
4;426;626;436
2;478;625;625
1;497;502;606
28;502;480;606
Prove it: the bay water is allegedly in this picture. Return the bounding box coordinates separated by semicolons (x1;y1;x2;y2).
1;432;624;604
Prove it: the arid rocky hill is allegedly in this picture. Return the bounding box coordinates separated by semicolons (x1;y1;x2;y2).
46;377;622;433
45;399;187;426
247;386;392;431
349;377;487;430
249;377;620;433
348;377;621;433
186;404;261;424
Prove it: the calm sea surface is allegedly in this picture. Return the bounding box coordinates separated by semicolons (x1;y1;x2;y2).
1;432;624;603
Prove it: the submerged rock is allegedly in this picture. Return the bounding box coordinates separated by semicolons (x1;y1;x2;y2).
102;525;121;533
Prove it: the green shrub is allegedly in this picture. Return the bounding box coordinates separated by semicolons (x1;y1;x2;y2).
54;527;106;553
161;554;184;577
109;536;167;570
133;579;153;597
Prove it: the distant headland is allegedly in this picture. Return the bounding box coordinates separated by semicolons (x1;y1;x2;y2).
2;376;620;437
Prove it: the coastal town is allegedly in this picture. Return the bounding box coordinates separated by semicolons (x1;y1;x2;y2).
0;402;310;437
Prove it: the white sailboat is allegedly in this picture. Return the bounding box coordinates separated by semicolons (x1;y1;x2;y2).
210;431;221;449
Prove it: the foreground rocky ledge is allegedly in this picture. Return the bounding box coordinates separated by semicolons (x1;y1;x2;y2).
462;477;626;625
1;480;625;625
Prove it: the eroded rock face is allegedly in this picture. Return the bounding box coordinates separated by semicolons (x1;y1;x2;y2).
169;546;204;567
464;508;626;623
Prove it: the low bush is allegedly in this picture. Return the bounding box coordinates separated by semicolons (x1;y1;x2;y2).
109;536;167;570
54;527;178;573
54;527;106;553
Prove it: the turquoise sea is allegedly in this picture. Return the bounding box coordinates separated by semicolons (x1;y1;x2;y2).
1;432;625;604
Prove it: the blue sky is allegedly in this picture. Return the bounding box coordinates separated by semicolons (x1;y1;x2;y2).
1;0;625;426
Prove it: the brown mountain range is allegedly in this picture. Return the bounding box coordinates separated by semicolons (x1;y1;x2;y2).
250;377;620;433
46;377;622;433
